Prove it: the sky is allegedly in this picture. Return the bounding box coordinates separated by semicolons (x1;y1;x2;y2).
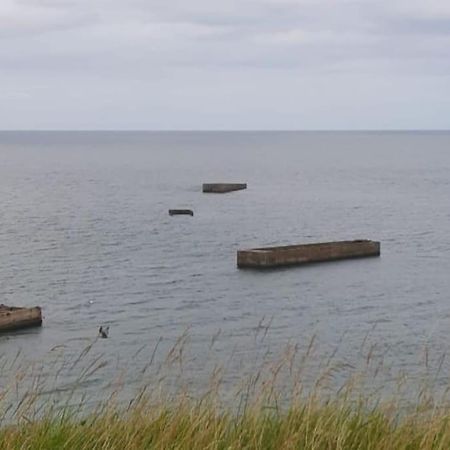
0;0;449;130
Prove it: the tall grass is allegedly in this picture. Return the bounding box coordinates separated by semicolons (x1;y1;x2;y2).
1;331;450;449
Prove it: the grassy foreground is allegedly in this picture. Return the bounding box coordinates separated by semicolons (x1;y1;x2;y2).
1;392;450;449
1;334;449;449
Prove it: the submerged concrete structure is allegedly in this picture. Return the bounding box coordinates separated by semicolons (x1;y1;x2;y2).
237;240;380;269
202;183;247;193
0;305;42;332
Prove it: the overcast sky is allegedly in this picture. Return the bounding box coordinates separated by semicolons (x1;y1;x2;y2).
1;0;449;130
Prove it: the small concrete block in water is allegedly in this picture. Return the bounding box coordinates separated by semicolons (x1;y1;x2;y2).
0;305;42;332
169;209;194;216
202;183;247;193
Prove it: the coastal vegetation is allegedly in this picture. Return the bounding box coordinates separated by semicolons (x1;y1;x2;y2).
0;336;449;449
1;383;450;449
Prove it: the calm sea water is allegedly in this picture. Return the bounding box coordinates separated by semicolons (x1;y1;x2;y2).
1;131;450;400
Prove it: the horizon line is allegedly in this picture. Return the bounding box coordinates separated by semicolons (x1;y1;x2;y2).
0;129;449;133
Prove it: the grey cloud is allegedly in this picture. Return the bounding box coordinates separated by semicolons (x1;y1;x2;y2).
379;16;450;36
0;0;449;129
0;1;98;38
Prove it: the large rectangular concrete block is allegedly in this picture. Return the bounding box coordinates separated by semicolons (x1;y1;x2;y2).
237;240;380;269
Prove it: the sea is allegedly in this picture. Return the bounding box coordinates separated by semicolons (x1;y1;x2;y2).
1;130;450;404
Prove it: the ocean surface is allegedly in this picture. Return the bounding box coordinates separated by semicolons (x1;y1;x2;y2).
1;131;450;403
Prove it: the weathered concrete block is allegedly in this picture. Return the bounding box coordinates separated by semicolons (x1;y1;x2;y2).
169;209;194;216
237;240;380;269
202;183;247;193
0;305;42;332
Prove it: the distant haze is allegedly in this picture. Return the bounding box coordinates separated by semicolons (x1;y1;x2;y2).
1;0;449;130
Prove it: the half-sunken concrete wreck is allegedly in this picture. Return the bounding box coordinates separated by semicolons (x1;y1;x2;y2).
169;209;194;216
0;305;42;332
202;183;247;193
237;240;380;269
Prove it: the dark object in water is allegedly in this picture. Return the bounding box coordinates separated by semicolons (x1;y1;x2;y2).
202;183;247;193
169;209;194;216
99;326;109;338
0;305;42;332
237;239;380;269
